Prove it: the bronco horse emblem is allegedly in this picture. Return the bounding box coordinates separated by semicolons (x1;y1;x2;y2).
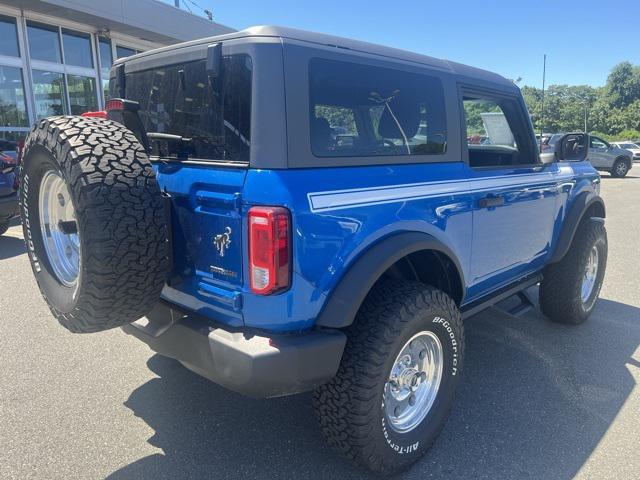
213;227;232;257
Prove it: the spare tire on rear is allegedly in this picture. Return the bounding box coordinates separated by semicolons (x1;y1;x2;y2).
20;116;169;333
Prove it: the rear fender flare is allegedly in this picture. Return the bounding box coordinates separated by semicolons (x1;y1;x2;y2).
315;232;465;329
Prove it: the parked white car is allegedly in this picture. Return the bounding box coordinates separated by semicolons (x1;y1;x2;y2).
612;141;640;162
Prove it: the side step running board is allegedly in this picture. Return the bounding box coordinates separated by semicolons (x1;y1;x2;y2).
461;273;542;320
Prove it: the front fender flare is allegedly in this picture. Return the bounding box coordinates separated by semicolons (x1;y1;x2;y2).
549;192;605;264
315;232;465;329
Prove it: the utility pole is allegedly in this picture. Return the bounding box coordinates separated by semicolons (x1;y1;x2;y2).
540;54;546;138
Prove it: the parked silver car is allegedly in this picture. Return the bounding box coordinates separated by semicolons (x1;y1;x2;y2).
542;134;633;177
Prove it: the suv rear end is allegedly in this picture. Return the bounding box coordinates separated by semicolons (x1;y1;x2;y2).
111;33;346;397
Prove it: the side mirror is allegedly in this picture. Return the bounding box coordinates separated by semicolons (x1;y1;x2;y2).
555;133;589;162
206;43;222;78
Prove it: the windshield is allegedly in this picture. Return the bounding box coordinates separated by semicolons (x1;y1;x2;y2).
116;54;252;163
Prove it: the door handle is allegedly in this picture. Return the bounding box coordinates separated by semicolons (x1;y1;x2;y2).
479;195;505;208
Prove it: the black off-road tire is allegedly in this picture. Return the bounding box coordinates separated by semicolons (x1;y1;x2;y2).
0;221;9;236
539;220;607;325
313;279;464;475
20;116;169;333
611;158;629;178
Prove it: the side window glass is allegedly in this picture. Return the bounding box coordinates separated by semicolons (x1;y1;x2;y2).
463;96;533;167
591;137;606;149
309;58;447;158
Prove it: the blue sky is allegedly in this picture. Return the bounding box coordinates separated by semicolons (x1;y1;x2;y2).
168;0;639;88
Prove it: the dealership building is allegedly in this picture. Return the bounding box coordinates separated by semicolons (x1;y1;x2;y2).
0;0;234;148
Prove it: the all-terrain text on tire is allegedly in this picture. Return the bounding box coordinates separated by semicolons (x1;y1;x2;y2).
21;116;169;333
314;279;464;474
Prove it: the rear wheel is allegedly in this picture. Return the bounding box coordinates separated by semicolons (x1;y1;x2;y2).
313;279;464;474
539;220;607;324
21;116;169;333
611;158;629;177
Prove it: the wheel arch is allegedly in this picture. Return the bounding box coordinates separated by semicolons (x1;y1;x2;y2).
549;191;605;264
315;232;465;329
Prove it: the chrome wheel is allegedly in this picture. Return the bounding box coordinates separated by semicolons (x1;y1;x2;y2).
581;245;599;303
384;331;443;433
39;170;80;287
615;161;628;176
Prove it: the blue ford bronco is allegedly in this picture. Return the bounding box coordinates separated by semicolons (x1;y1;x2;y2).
20;26;607;474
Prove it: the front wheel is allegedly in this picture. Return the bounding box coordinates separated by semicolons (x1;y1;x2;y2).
611;158;629;177
540;219;607;324
313;279;464;474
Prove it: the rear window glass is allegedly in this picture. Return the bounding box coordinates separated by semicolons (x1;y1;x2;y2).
120;55;252;162
309;58;447;158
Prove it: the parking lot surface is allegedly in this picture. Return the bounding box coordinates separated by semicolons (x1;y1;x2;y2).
0;174;638;480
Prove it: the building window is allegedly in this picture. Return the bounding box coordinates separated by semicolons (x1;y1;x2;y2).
62;29;93;68
0;15;20;57
116;46;136;59
67;74;97;114
0;66;28;127
32;70;66;119
98;37;113;100
27;22;62;63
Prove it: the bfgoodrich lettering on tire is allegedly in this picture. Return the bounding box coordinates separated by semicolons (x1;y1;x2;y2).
313;279;464;474
20;116;169;333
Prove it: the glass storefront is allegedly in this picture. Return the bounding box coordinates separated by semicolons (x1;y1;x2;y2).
0;11;150;152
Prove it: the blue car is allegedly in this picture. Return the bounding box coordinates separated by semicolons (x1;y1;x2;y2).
0;150;18;235
19;27;607;474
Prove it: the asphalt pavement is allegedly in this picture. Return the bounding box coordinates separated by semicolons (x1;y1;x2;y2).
0;172;638;479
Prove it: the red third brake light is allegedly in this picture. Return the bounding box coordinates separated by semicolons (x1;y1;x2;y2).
105;99;125;111
248;206;291;295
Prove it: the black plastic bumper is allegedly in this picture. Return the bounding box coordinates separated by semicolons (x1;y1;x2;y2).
0;192;18;221
122;302;347;398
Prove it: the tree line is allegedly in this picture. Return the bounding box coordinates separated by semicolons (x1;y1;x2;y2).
521;61;640;141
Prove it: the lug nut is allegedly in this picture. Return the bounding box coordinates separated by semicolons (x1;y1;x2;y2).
394;405;402;417
420;371;427;382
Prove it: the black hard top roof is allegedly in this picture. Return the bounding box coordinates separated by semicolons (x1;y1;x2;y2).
115;25;516;90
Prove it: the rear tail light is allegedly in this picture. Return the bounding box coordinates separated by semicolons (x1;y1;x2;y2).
248;206;291;295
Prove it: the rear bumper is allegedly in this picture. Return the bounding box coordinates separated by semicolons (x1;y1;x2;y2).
0;192;18;221
122;302;346;398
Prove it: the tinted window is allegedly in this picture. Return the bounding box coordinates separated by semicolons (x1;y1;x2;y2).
309;58;447;158
0;15;19;57
27;22;61;63
463;95;535;167
590;137;607;149
62;29;93;68
124;55;252;162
